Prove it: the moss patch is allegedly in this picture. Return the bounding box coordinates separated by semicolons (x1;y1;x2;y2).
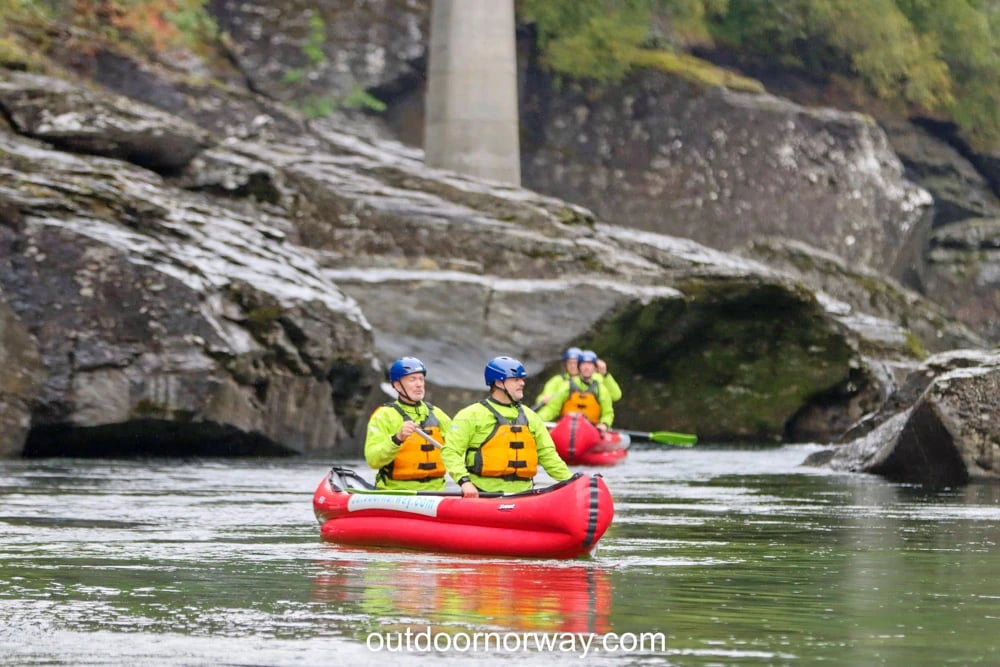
628;49;765;94
587;279;855;441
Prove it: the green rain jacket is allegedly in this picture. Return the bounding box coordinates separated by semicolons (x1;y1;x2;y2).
442;397;572;494
532;371;573;408
600;371;623;402
535;374;615;428
364;400;452;490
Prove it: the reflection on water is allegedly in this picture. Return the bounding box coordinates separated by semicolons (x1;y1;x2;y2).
312;555;611;634
3;449;1000;665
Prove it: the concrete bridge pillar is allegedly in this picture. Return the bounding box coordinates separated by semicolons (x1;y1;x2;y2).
424;0;521;185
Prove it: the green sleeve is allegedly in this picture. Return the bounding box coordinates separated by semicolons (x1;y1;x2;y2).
601;372;622;402
597;377;615;427
535;381;570;422
528;409;572;481
532;373;565;408
441;403;483;482
364;406;403;470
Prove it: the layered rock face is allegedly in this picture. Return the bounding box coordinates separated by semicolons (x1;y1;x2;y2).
0;72;374;457
0;4;997;483
0;64;942;457
0;296;42;458
522;72;933;283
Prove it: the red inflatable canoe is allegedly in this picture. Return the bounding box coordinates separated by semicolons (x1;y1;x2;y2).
549;413;630;466
313;468;614;559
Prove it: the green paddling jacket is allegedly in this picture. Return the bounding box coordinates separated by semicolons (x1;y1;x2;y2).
536;374;615;428
442;397;572;494
365;400;452;490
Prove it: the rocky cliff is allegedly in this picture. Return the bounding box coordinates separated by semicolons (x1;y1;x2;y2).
0;4;996;486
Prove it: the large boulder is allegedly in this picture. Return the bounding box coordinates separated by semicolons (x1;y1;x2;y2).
209;0;429;105
807;350;1000;487
520;69;933;283
0;289;43;457
0;121;373;457
0;70;213;173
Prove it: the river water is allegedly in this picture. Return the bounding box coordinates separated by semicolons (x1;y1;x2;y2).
2;444;999;666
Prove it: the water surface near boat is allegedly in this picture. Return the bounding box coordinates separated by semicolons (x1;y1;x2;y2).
2;444;999;665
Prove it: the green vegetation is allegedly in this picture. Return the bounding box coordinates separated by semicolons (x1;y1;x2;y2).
69;0;216;52
629;48;763;92
281;15;386;117
0;0;47;28
341;85;386;112
246;305;283;327
1;2;384;118
282;14;327;85
0;0;49;68
518;0;1000;150
520;0;734;85
295;85;386;119
0;0;218;55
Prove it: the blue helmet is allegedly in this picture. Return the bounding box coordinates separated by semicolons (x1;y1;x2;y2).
577;350;599;364
563;346;582;360
484;356;527;386
389;357;427;383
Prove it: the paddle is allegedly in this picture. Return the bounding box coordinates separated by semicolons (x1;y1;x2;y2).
330;462;506;496
376;383;444;449
617;428;697;446
344;473;586;498
415;427;444;449
543;421;697;447
347;487;506;498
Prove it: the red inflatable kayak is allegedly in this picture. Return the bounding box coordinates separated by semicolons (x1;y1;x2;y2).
313;468;614;559
549;413;630;466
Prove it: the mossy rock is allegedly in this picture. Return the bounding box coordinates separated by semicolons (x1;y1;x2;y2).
585;278;854;441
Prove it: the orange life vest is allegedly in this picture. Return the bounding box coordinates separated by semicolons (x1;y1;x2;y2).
559;378;602;424
466;400;539;480
379;402;446;482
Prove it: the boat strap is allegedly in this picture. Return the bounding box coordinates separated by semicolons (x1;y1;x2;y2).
330;466;375;490
583;474;601;548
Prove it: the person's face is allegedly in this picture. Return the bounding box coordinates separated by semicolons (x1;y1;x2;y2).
579;361;596;380
499;376;525;402
565;358;579;375
395;372;425;400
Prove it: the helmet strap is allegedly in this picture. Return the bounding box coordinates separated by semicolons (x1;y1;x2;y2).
492;380;520;407
395;381;418;405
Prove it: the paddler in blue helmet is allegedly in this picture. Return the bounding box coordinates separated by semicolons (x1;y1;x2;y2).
365;357;452;490
442;356;572;498
595;353;623;403
531;346;581;410
537;349;615;433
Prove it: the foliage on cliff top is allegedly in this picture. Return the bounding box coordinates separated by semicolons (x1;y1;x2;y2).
0;0;217;57
520;0;751;90
518;0;1000;151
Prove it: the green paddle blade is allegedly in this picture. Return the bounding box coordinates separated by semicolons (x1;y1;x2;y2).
616;428;697;446
648;431;697;446
625;431;698;447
